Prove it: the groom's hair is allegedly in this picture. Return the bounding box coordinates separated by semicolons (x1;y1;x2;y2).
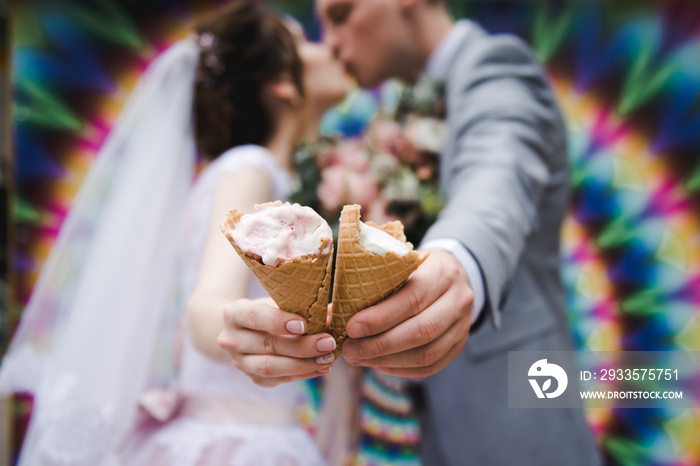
194;1;304;159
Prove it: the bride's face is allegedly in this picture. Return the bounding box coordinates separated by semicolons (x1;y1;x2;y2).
290;23;351;112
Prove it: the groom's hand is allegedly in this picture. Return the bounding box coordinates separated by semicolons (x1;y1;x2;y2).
218;298;336;387
342;249;474;377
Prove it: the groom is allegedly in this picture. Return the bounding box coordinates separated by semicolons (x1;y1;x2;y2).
317;0;601;464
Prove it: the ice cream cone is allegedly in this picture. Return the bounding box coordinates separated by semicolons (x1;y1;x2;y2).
220;203;333;335
330;204;428;354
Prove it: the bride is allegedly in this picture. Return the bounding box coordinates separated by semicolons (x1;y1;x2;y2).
0;2;350;465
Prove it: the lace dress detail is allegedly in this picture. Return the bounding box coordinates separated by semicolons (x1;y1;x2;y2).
120;145;326;466
31;373;117;466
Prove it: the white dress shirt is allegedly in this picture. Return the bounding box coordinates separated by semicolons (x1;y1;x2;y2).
419;21;486;325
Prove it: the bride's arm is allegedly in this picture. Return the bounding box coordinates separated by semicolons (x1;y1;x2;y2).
185;165;274;363
188;164;337;384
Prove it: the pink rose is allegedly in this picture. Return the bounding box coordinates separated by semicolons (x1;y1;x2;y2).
335;141;369;171
347;170;379;208
317;146;337;168
365;198;399;225
317;165;379;212
317;165;347;211
367;118;419;165
368;119;403;154
318;140;368;170
387;132;419;165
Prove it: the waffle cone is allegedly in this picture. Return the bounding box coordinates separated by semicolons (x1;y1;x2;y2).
330;205;428;353
220;202;332;335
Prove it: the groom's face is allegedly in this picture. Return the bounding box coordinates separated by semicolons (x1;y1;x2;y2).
317;0;412;88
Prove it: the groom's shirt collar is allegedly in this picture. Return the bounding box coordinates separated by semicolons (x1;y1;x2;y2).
425;20;472;81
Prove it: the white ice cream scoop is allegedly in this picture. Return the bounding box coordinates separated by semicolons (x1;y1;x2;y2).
357;221;411;257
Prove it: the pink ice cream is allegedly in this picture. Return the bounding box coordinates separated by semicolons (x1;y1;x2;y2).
228;204;333;266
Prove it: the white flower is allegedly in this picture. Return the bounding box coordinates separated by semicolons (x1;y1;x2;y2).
369;153;401;181
412;76;441;105
405;116;447;154
382;169;419;202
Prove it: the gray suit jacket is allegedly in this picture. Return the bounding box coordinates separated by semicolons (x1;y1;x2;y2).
417;21;601;465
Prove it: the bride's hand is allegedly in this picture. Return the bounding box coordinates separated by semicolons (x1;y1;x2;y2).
218;298;336;387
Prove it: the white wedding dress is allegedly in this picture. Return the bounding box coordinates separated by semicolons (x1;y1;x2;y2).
120;145;327;466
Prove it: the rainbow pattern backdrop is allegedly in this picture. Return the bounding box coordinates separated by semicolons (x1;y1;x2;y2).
9;1;700;465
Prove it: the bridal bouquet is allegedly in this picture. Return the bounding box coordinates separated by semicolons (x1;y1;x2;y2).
291;76;447;246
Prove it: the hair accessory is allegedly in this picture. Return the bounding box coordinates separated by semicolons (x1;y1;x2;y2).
196;32;216;50
195;31;226;84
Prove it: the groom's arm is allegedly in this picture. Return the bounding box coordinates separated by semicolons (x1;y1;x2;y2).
342;34;566;376
423;33;566;329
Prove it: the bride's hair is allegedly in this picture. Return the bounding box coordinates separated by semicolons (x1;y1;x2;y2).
194;1;304;158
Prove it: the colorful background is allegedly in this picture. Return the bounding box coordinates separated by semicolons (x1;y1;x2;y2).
5;0;700;464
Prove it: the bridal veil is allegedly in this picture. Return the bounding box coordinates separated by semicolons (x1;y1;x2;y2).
0;40;198;465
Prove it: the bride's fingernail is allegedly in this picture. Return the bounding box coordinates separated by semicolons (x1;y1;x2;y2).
286;320;305;335
316;353;335;365
316;337;336;353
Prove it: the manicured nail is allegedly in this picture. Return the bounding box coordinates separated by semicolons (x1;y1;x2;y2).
343;341;360;360
286;320;305;335
317;366;332;374
348;323;367;338
316;353;335;365
316;337;336;353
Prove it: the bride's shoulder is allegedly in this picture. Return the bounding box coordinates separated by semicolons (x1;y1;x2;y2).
193;144;291;201
212;144;280;175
